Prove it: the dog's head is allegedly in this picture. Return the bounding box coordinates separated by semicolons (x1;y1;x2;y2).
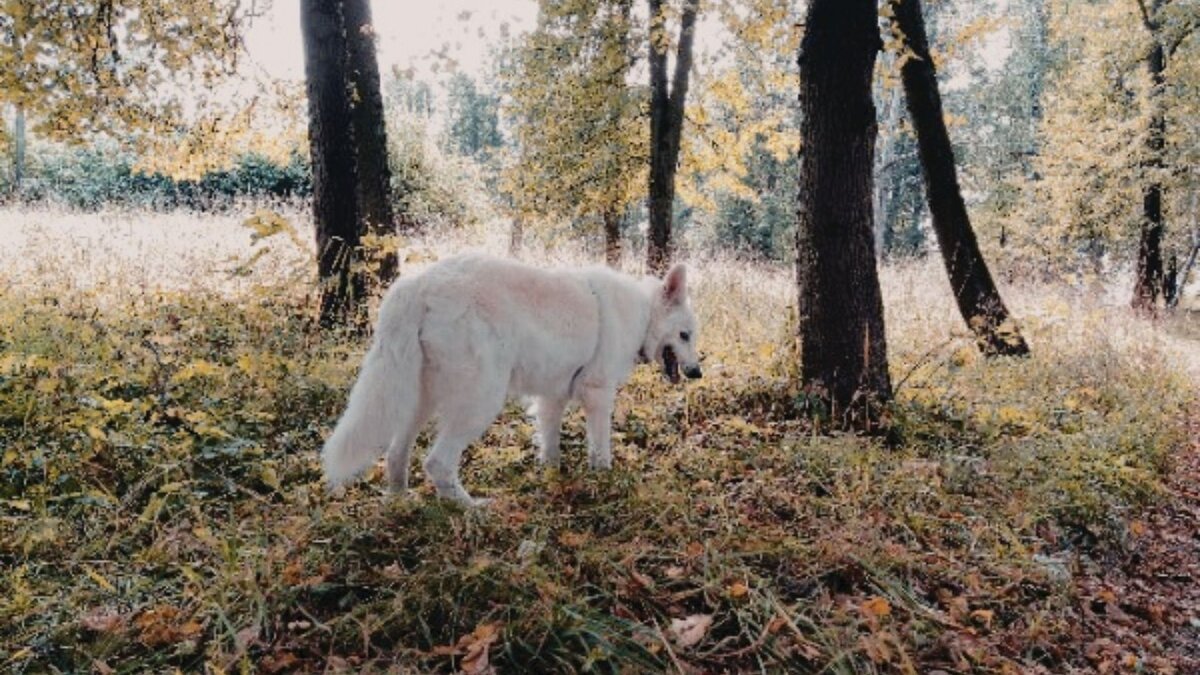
643;263;701;384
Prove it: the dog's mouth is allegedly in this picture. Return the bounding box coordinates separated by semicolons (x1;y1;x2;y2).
662;345;681;384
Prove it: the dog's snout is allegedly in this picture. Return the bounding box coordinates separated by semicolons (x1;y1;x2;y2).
683;364;702;379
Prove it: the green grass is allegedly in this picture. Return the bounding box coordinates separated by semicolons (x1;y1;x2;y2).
0;210;1195;672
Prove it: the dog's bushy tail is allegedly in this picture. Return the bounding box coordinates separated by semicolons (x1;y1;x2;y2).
321;281;423;488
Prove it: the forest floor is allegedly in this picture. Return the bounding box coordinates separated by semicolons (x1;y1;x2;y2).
1065;414;1200;673
1;206;1198;673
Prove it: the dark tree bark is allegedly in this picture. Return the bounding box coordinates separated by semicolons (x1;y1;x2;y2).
646;0;698;276
1132;0;1167;311
891;0;1030;356
342;0;399;286
301;0;364;328
795;0;892;428
603;207;622;267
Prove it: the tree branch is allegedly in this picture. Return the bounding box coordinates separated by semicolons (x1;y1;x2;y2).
1134;0;1157;32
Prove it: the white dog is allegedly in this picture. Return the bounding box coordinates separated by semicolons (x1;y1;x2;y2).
321;253;702;505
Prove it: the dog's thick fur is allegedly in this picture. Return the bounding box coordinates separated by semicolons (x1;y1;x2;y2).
321;253;701;505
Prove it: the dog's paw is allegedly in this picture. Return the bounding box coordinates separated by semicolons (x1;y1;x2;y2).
588;457;613;471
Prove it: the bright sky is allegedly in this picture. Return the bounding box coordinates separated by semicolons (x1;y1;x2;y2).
243;0;539;82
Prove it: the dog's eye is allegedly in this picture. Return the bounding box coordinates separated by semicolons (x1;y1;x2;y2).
680;331;690;342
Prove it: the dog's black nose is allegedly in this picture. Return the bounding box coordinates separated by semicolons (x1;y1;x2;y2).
683;364;702;379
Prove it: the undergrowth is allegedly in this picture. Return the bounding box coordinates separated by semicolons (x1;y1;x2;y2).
0;212;1195;673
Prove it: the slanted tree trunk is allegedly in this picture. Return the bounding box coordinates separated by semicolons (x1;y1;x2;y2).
795;0;892;429
1173;239;1199;308
301;0;364;328
1132;0;1167;311
646;0;698;275
603;207;622;267
12;104;25;196
342;0;399;287
890;0;1030;356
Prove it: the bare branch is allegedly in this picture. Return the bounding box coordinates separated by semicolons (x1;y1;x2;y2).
1134;0;1157;32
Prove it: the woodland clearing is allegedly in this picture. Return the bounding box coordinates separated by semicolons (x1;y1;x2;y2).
1;207;1198;673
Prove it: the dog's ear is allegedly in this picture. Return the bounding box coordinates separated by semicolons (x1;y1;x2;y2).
663;263;688;305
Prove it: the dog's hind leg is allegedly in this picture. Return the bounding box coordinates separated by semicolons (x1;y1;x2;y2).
386;398;430;493
580;385;615;471
423;377;507;506
532;395;567;468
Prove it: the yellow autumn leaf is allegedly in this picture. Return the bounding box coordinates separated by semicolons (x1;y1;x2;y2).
861;596;891;618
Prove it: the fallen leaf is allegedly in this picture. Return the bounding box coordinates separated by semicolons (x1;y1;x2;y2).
457;621;502;675
558;531;588;548
860;596;891;618
261;650;300;674
80;607;126;634
669;614;713;649
235;624;260;650
970;608;994;628
728;581;749;598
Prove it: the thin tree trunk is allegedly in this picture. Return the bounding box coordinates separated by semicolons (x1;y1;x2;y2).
646;0;698;276
874;82;902;255
603;207;622;267
795;0;892;429
342;0;400;287
1028;0;1048;128
891;0;1030;356
1174;241;1199;308
1132;0;1167;311
509;214;524;258
1170;194;1199;308
13;104;25;196
301;0;364;328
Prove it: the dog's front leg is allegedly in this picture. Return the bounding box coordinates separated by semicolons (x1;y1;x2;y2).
580;385;614;470
533;396;567;468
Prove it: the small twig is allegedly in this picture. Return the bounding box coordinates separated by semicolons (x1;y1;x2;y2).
767;596;818;649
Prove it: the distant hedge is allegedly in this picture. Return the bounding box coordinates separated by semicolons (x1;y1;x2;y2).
16;148;311;211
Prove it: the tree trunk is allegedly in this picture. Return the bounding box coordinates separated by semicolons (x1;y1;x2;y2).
603;207;622;267
874;82;902;255
301;0;364;328
891;0;1030;356
12;104;25;196
795;0;892;429
1170;194;1198;308
1174;240;1199;308
342;0;400;287
646;0;698;276
1132;2;1166;311
509;214;524;258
